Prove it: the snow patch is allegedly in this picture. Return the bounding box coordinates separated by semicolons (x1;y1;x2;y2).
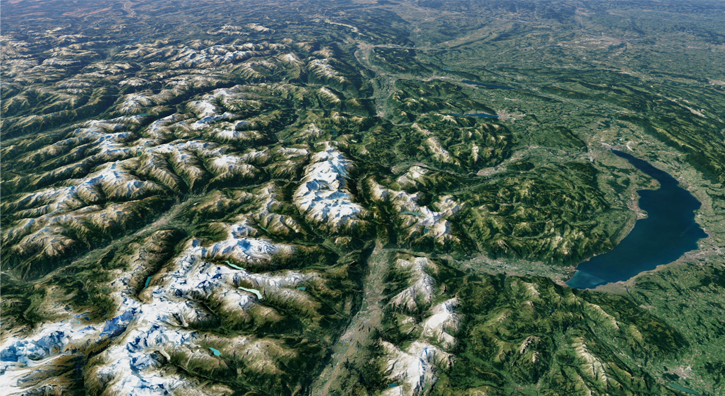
293;144;366;233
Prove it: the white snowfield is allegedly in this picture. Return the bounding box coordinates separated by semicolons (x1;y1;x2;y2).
396;165;428;188
118;94;155;114
208;154;259;179
121;42;260;69
421;299;462;350
4;107;273;259
381;257;462;396
0;321;100;394
388;257;436;313
2;159;166;263
308;58;348;85
380;341;453;396
0;222;316;395
280;53;302;64
293;144;367;233
1;31;478;396
203;231;295;265
368;178;463;245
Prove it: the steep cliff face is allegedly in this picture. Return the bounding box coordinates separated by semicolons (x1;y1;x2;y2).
3;0;725;394
0;31;677;396
0;31;375;395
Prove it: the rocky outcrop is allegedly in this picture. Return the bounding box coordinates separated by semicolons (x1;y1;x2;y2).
367;178;463;247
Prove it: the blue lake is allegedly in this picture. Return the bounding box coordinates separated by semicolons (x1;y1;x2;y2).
668;383;702;396
567;150;707;289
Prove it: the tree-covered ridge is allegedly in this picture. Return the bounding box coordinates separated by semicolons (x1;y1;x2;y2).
1;0;724;395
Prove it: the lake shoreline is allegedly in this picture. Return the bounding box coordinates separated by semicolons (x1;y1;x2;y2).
566;150;707;290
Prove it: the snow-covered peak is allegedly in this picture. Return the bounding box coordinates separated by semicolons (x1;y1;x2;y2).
293;145;367;233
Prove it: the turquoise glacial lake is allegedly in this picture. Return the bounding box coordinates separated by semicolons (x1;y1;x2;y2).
567;150;707;289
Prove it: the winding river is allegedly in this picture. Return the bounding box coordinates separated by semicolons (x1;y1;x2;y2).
567;150;707;289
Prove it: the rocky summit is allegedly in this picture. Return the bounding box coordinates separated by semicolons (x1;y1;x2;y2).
2;1;725;395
